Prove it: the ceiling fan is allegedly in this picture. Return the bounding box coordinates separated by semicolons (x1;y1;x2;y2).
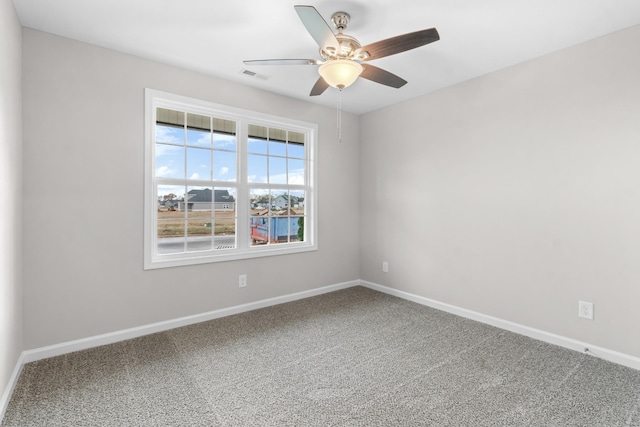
243;5;440;96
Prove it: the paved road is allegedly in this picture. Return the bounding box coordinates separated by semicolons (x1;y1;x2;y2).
158;235;236;254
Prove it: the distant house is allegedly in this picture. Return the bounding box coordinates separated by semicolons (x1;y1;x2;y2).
273;195;289;209
178;189;235;211
272;194;305;210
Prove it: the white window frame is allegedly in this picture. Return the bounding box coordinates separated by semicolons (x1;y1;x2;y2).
144;89;317;269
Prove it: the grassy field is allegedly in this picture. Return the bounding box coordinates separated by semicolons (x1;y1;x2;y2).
157;208;235;237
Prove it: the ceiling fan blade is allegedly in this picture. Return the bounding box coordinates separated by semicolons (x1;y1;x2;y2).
360;65;407;88
356;28;440;61
243;59;322;66
294;5;340;52
310;76;329;96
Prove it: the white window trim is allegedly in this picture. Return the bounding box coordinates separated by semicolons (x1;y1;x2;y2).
144;89;318;270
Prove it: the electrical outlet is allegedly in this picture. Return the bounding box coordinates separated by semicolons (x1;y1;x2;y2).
578;301;593;320
239;274;247;288
382;261;389;273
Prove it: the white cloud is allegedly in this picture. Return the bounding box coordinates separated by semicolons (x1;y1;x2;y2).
219;166;229;176
190;172;200;180
156;126;181;144
155;144;181;157
156;166;177;177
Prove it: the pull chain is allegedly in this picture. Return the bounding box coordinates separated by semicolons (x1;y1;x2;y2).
337;88;342;143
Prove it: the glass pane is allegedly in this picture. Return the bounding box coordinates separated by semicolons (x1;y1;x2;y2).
214;217;236;250
187;112;210;130
186;219;212;252
269;157;287;184
250;189;270;246
289;190;305;211
156;144;185;178
156;185;186;253
157;185;185;212
248;124;268;154
250;189;270;214
248;137;267;154
213;187;236;250
248;154;267;183
288;141;305;159
157;220;185;254
269;128;287;143
187;128;211;148
186;186;212;218
213;150;236;182
269;139;287;157
288;159;305;185
156;124;183;144
270;214;290;245
250;216;269;247
213;132;236;151
213;187;236;213
157;107;184;125
271;190;288;211
293;216;304;242
186;147;211;180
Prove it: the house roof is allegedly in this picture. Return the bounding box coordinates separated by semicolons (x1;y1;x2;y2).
186;189;235;203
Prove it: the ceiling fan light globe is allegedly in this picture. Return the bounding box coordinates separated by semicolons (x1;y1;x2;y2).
318;59;363;90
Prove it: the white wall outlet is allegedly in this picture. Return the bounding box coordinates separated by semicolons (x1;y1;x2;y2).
578;300;594;320
239;274;247;288
382;261;389;273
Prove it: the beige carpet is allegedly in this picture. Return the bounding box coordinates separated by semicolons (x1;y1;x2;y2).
3;286;640;426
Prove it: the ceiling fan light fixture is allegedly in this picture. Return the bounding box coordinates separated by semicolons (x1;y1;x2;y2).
318;59;363;90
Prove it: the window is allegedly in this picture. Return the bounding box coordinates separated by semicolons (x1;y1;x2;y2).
144;89;317;269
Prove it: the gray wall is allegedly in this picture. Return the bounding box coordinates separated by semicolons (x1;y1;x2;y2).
0;0;23;404
21;29;360;349
360;25;640;358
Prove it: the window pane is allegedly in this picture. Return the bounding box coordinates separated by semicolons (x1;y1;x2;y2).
290;190;305;210
156;124;183;144
293;216;304;242
214;132;236;151
288;159;305;185
288;141;304;159
156;144;185;178
186;147;211;180
248;154;267;183
250;189;269;246
186;186;212;218
270;214;290;245
269;157;287;184
213;187;236;250
271;190;287;211
187;219;212;252
250;189;270;213
269;139;287;157
158;185;183;207
157;184;186;254
187;128;211;148
213;150;236;182
248;124;268;154
214;217;236;249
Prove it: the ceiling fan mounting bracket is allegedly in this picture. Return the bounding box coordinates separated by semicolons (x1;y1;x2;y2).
331;12;350;32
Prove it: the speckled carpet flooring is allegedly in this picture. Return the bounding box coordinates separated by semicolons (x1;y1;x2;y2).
3;286;640;426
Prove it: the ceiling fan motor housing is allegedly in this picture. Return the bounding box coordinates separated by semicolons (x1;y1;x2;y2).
321;11;368;60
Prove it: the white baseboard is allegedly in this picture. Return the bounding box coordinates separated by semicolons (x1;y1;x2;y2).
0;352;25;423
22;280;359;364
359;280;640;371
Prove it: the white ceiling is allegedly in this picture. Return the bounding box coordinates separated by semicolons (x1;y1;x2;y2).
12;0;640;114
